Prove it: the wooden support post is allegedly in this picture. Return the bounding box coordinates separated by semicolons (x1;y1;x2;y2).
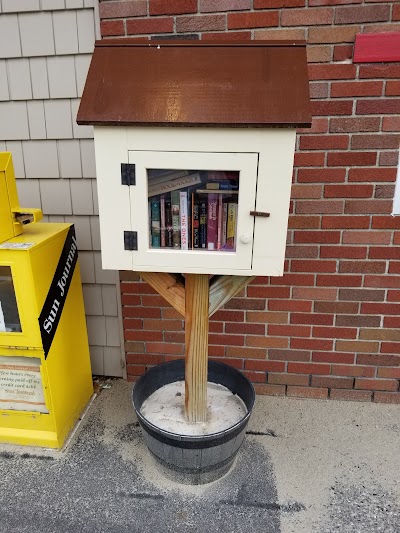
185;274;209;423
139;271;253;424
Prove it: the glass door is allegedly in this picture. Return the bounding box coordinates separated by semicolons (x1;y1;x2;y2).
0;260;42;349
0;266;21;333
128;151;258;272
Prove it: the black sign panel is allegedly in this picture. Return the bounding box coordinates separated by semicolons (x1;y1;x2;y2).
39;226;78;358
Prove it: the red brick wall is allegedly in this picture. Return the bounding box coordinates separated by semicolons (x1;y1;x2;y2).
100;0;400;403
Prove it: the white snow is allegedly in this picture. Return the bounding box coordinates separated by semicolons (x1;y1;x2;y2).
140;381;247;436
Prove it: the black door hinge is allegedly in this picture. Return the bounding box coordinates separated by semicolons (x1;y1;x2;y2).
124;231;138;251
121;163;136;186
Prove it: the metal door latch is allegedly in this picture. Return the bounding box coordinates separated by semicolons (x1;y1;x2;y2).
250;211;270;218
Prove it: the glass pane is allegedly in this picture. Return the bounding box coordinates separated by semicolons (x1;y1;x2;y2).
0;266;22;332
147;169;239;252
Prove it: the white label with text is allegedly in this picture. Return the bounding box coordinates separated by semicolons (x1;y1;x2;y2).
0;356;48;413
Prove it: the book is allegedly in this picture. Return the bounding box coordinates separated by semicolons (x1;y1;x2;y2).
148;201;152;247
192;194;200;249
207;171;222;181
148;172;202;197
208;170;239;181
160;194;166;247
150;199;161;248
195;189;238;195
222;202;228;248
217;195;223;250
171;191;181;248
199;199;207;249
207;193;218;251
226;202;237;249
187;192;192;250
148;169;189;183
206;181;239;191
165;196;173;247
180;191;188;250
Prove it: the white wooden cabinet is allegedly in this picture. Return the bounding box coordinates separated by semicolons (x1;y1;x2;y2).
94;126;296;276
78;40;311;278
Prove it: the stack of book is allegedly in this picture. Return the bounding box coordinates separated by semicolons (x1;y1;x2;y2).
148;169;239;252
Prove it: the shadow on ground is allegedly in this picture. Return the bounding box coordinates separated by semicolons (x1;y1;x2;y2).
2;381;399;533
0;390;290;533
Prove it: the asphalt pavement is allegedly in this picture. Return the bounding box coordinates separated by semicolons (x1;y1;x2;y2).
0;379;399;532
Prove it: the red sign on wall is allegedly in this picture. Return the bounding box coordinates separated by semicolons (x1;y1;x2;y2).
354;32;400;63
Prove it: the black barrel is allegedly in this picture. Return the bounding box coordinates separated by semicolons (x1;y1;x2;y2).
132;360;255;484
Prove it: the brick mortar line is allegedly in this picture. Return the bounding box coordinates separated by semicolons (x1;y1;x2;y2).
101;12;397;24
309;97;400;103
297;147;398;151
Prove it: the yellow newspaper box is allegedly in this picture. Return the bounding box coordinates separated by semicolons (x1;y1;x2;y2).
0;153;93;448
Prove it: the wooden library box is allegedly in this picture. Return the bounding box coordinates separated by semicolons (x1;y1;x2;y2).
78;41;311;277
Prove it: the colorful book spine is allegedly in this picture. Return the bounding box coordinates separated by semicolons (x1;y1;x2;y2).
187;193;192;250
222;202;228;248
226;202;237;249
148;173;202;197
199;199;207;249
207;171;222;181
207;193;218;251
217;195;223;250
192;194;200;249
160;194;166;247
180;191;188;250
148;201;152;247
206;181;239;191
165;196;173;248
151;199;161;248
171;191;181;248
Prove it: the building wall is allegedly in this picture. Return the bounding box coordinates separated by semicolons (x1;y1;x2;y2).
100;0;400;403
0;0;125;378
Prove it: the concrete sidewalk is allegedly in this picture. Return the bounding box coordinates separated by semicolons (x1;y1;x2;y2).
0;380;399;533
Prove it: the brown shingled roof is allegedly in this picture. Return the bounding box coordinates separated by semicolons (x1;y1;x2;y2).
77;40;311;128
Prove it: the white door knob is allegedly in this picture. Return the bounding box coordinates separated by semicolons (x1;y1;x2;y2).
240;234;251;244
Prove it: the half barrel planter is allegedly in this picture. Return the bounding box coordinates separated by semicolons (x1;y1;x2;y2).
132;360;255;484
